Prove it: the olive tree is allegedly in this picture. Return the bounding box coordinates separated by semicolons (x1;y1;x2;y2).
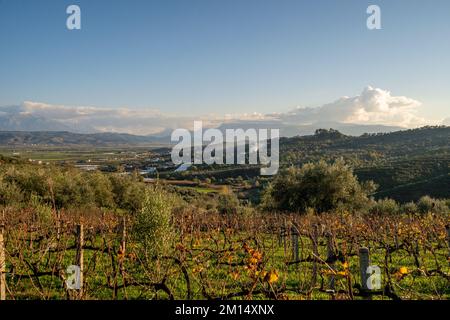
132;186;175;258
262;159;376;213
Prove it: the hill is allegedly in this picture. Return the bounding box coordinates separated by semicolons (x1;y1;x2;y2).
172;126;450;202
0;131;169;146
281;126;450;202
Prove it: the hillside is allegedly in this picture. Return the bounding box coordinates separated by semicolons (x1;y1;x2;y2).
172;126;450;202
0;126;449;202
281;126;450;202
0;131;168;146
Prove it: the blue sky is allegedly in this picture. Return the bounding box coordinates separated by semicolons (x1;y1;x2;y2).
0;0;449;123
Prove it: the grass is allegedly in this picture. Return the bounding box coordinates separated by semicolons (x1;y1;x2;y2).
4;229;449;300
2;206;449;300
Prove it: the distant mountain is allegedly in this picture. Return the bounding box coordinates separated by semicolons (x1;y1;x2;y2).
216;120;403;137
0;124;435;147
0;105;96;133
1;104;404;137
0;111;75;132
0;131;169;146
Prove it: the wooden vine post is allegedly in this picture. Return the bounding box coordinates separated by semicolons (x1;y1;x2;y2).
311;224;319;288
120;216;127;297
359;247;370;292
326;232;336;291
283;219;287;255
0;220;6;301
120;217;127;273
446;225;450;262
278;226;285;247
75;224;84;300
291;224;299;262
445;224;450;262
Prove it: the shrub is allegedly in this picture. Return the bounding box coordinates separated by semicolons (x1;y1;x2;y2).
370;198;400;215
109;174;146;212
402;201;418;214
0;180;24;205
417;196;449;214
132;187;175;257
217;192;240;215
261;159;376;213
30;193;54;225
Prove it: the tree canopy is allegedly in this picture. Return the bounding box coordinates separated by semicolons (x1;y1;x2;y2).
262;159;376;213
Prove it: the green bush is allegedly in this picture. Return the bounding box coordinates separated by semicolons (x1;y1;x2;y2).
30;193;54;225
369;198;400;215
417;196;449;214
402;201;418;214
132;186;175;257
0;163;147;212
261;159;376;213
109;174;145;212
0;179;24;205
217;192;240;215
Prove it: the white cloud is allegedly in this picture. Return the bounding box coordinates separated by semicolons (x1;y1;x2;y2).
21;101;188;134
9;87;433;134
18;101;270;134
278;86;428;127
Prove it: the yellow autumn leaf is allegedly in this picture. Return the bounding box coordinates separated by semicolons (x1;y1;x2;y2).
264;270;279;283
252;250;262;260
230;271;240;280
399;267;408;275
192;267;204;274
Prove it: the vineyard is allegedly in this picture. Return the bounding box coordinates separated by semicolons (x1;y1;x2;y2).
0;208;448;300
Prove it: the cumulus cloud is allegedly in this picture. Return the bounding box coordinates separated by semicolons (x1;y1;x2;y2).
1;87;434;135
19;101;259;135
277;86;427;127
21;101;191;135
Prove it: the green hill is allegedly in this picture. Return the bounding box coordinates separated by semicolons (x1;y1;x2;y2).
280;126;450;202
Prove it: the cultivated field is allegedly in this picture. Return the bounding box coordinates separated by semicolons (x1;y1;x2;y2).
1;208;448;300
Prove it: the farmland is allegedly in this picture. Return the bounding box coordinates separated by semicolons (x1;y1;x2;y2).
0;126;449;300
1;208;448;300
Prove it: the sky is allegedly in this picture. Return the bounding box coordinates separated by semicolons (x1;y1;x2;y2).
0;0;449;132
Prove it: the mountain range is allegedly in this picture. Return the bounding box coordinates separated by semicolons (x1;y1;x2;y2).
0;131;168;146
0;104;406;144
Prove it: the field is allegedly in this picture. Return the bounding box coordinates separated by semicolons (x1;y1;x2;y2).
0;146;159;163
0;127;449;300
1;208;448;300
